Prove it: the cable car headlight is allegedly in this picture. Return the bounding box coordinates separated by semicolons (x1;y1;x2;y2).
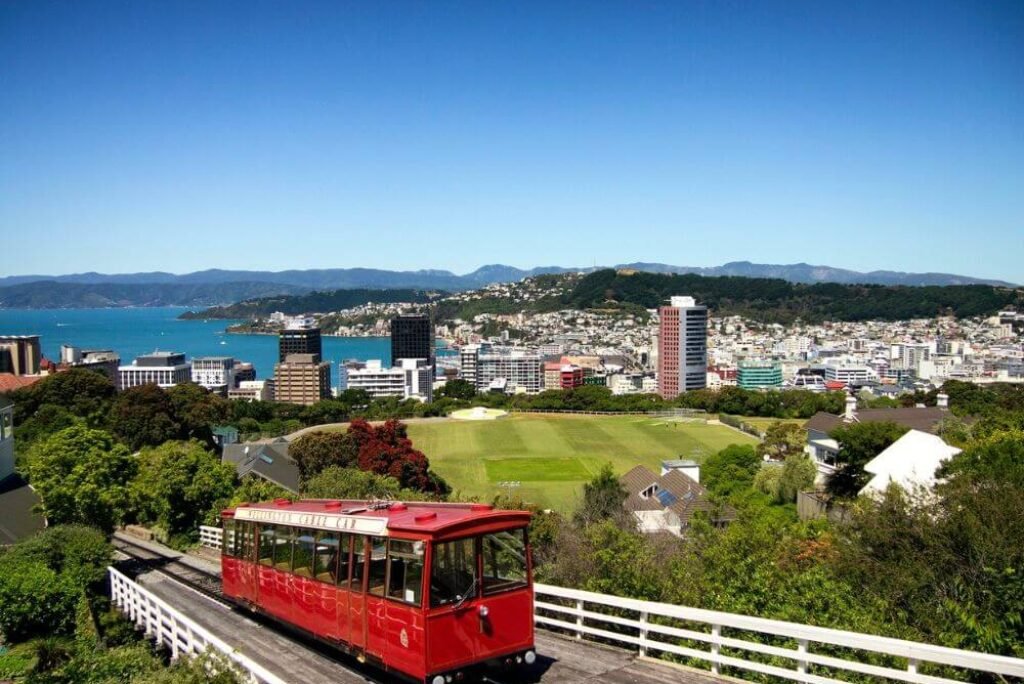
524;650;537;665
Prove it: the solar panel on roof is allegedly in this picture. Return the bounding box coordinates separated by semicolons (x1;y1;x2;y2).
259;453;274;464
656;490;678;507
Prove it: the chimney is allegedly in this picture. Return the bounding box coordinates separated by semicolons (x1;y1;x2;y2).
843;395;857;422
937;393;949;410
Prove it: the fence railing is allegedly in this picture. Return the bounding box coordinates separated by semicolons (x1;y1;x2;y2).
108;566;286;684
199;525;222;551
195;527;1024;683
533;583;1024;683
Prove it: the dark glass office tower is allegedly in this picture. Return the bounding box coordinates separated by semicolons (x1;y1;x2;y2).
278;327;322;363
390;314;434;364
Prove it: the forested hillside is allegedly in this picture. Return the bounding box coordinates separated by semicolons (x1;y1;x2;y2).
563;269;1023;323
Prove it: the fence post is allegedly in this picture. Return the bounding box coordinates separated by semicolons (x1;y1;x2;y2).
908;658;919;675
638;611;649;657
710;624;721;675
797;639;808;676
575;599;585;640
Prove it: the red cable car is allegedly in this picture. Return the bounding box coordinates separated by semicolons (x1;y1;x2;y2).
220;499;536;683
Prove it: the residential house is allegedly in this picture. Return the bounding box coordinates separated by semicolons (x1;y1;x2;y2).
620;464;735;536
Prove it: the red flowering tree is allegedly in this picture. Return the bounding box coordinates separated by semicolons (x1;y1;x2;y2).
347;419;448;494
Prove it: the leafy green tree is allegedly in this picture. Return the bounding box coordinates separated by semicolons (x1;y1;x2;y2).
756;421;806;461
755;453;817;504
110;384;182;451
132;440;237;539
574;463;629;527
702;444;761;498
229;474;293;506
13;403;79;455
8;368;115;426
0;526;111;643
167;383;230;444
827;421;909;497
438;379;477;400
301;466;423;500
24;426;136;532
289;430;358;483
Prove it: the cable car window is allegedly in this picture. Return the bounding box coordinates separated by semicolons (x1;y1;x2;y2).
222;519;236;557
337;534;352;588
293;531;315;578
482;529;528;595
240;522;255;562
387;540;424;605
368;536;387;596
314;532;339;584
351;535;366;593
258;526;275;566
273;525;293;571
430;537;477;607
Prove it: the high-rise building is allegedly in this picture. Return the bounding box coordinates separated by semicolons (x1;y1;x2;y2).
474;347;543;394
0;335;41;376
278;327;322;363
391;314;434;365
274;353;331;405
118;352;191;390
657;296;708;399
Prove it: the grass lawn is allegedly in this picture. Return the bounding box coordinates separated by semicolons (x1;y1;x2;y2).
405;414;758;512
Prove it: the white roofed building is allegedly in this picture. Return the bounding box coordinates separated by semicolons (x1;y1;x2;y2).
859;429;961;500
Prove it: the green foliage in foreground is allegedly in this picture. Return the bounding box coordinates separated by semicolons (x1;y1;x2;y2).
23;426;136;532
0;526;110;642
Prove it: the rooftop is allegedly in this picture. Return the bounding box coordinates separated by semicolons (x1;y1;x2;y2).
228;499;530;535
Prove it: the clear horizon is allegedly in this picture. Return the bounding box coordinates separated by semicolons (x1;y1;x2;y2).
2;2;1022;282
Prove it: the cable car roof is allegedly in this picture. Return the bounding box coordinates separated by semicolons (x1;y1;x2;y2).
226;499;531;536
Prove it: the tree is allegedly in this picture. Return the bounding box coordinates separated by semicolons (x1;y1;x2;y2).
302;466;407;500
109;384;181;451
166;383;230;444
574;463;629;527
755;453;817;504
827;421;909;497
0;526;111;642
702;444;761;498
230;474;293;506
290;430;358;483
756;421;805;462
13;403;79;453
24;426;136;532
349;419;447;493
438;379;477;400
8;368;115;426
131;440;238;541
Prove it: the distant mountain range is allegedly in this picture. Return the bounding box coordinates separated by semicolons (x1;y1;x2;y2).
1;262;1015;290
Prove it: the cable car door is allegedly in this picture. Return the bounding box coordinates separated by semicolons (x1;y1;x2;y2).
348;535;368;654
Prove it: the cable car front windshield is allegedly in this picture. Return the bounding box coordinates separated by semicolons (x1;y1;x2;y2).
430;528;528;608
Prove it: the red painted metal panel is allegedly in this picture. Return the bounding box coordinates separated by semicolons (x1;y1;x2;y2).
475;588;534;660
384;600;426;680
425;605;480;672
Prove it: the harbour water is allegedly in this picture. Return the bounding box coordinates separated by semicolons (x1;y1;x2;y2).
0;307;396;385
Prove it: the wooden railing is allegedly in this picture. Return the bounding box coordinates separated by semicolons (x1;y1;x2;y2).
108;566;286;684
196;526;1024;683
533;583;1024;683
199;525;222;551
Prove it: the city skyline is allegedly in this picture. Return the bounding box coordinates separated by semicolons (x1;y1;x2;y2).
2;1;1022;282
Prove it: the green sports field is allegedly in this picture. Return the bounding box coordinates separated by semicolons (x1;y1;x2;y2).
405;414;758;511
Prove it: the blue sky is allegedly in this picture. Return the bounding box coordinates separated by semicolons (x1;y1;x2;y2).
1;1;1022;281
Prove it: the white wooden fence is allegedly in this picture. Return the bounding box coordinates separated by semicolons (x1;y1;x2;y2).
200;524;223;550
195;526;1024;683
532;583;1024;683
108;566;287;684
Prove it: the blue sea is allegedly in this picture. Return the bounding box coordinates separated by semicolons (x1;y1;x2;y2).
0;307;404;385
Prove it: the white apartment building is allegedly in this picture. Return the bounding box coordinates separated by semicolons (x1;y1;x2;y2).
822;361;877;386
474;347;543;394
191;356;236;393
340;359;433;402
119;352;191;390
